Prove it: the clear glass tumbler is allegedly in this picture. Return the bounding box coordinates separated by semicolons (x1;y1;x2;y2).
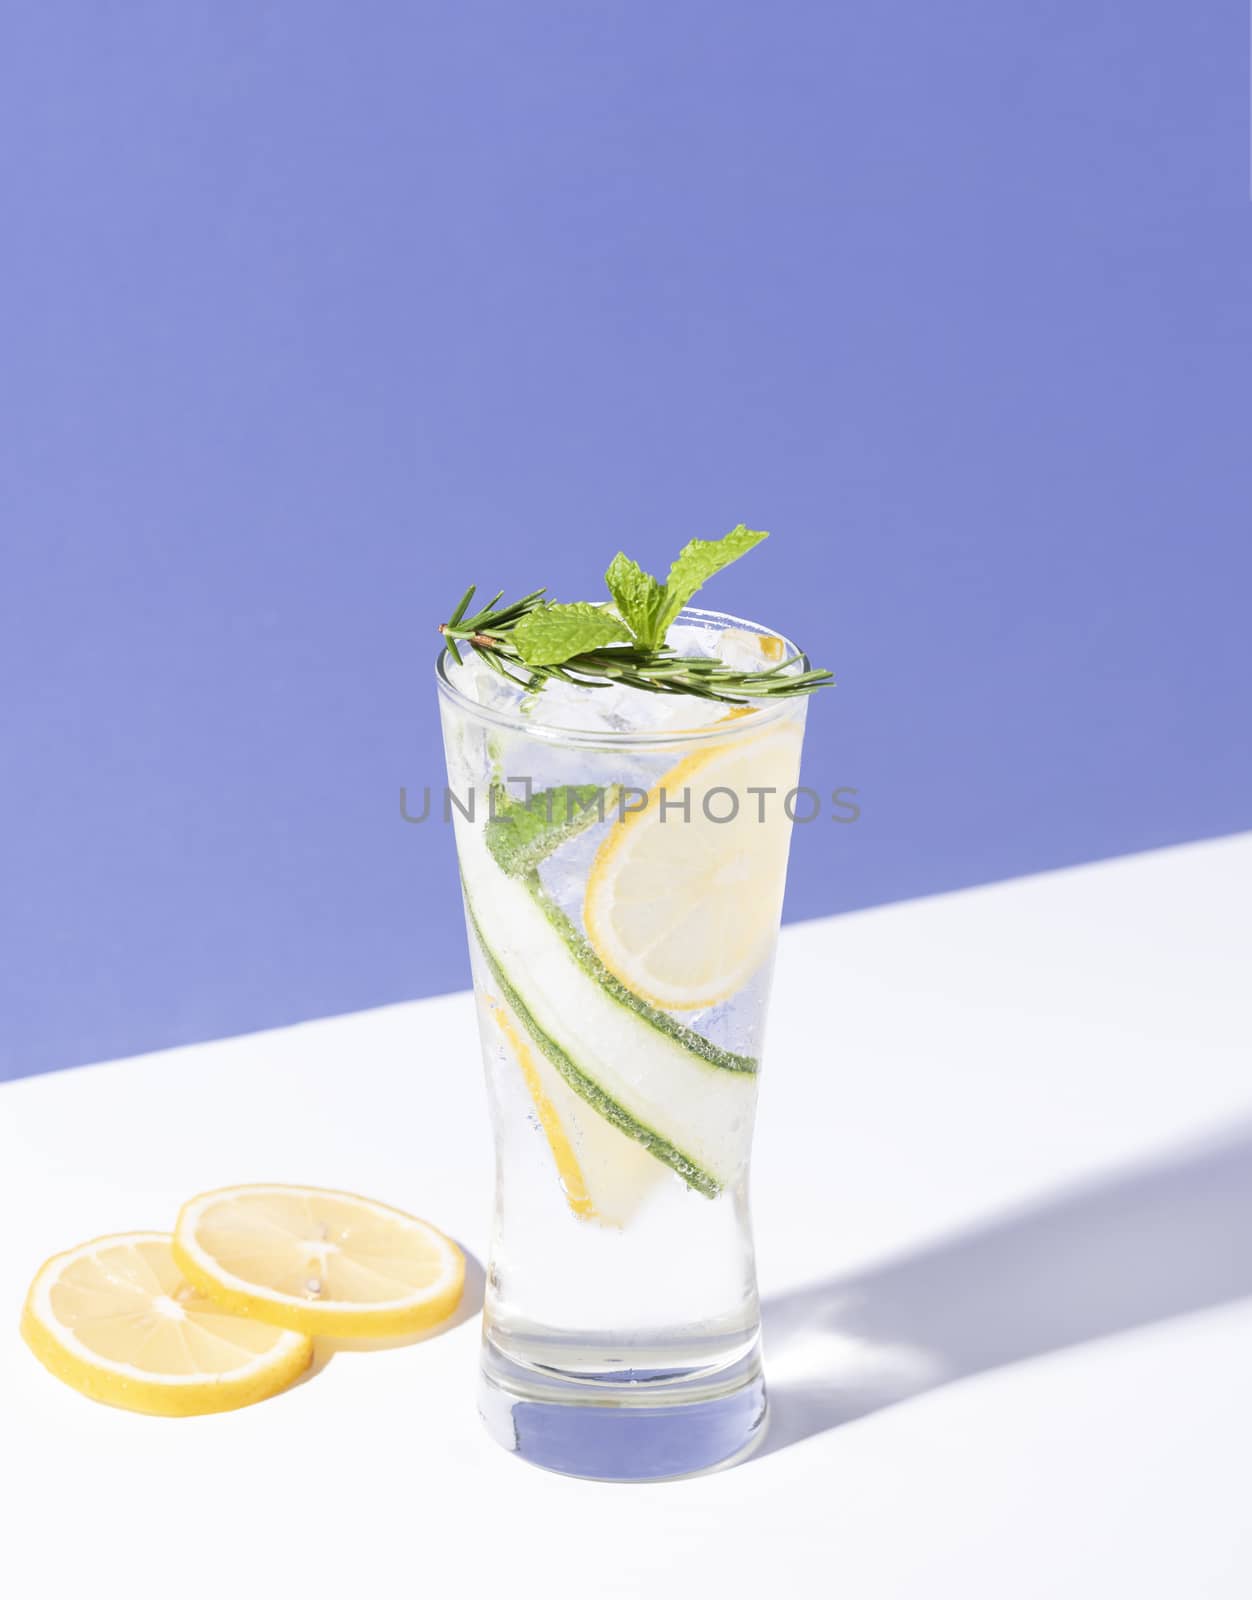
437;608;808;1479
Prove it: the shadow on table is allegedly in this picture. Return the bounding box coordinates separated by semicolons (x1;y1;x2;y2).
288;1245;485;1388
758;1125;1252;1458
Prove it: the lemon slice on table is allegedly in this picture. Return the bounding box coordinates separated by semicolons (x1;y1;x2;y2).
173;1184;465;1339
21;1232;312;1416
584;722;804;1011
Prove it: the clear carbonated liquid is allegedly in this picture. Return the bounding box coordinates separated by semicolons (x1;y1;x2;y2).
439;612;806;1429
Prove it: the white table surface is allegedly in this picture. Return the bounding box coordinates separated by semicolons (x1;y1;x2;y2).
3;835;1249;1598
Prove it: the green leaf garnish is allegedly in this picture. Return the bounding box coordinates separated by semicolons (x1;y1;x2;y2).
605;526;767;648
512;602;633;666
437;523;832;702
604;552;670;650
658;524;769;637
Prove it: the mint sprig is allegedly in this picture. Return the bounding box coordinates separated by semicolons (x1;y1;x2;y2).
604;552;669;649
438;525;832;703
603;526;766;649
657;525;769;639
511;601;633;665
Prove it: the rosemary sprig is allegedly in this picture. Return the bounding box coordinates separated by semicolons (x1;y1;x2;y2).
436;527;833;703
439;589;832;702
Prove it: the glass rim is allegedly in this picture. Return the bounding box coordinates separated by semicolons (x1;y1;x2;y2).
434;605;811;748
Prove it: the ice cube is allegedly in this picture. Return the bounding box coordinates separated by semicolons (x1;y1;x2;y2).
526;675;730;735
715;627;782;672
521;677;632;733
444;647;528;715
664;622;722;661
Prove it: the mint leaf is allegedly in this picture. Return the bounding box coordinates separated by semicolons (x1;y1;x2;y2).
438;527;832;702
605;552;668;649
485;784;618;877
511;602;633;666
656;525;769;638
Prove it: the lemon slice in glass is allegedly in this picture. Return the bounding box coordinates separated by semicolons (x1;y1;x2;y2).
21;1232;312;1416
584;722;804;1011
485;997;665;1226
173;1183;465;1338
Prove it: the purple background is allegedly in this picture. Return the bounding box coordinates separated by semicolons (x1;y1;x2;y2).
2;3;1249;1081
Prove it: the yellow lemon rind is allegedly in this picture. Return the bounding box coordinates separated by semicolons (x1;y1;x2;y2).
583;726;800;1012
20;1232;313;1417
172;1185;467;1339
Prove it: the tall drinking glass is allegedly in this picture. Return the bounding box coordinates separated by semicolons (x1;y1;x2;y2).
437;608;809;1479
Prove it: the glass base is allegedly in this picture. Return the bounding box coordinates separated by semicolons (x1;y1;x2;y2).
477;1335;768;1481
